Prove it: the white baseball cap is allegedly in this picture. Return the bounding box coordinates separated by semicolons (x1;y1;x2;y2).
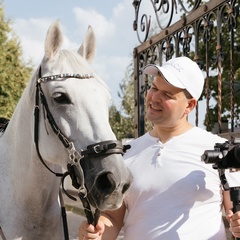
143;57;205;100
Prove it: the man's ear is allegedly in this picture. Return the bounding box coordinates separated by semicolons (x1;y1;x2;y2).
185;98;197;114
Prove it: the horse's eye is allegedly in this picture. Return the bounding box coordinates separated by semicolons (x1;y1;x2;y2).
53;92;71;104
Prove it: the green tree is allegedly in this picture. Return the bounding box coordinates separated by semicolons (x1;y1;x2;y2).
109;63;135;140
0;4;33;118
119;62;135;121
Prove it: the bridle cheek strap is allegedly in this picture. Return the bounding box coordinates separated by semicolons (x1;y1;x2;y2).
34;81;88;194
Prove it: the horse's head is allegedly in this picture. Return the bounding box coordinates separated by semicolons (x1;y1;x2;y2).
33;21;132;211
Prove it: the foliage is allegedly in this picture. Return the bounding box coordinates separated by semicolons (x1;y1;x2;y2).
109;63;135;140
119;62;135;118
0;5;33;118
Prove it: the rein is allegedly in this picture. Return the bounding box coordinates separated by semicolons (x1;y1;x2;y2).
34;67;127;238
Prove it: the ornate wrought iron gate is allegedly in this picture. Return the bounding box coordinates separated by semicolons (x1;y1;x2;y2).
132;0;239;137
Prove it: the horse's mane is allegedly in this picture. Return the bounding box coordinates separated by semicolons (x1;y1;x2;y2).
0;117;9;133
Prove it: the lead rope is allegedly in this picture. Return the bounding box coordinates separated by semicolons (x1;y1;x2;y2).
78;192;101;227
59;190;69;240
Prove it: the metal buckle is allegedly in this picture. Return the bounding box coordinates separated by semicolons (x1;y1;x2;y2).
93;144;101;154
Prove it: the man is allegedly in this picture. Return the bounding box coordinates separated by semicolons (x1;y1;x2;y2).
79;56;240;239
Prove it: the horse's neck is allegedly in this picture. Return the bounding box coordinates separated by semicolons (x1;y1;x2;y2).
0;86;61;211
0;80;65;239
0;93;63;239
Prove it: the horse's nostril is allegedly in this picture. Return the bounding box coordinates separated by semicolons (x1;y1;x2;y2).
122;183;130;194
96;172;116;195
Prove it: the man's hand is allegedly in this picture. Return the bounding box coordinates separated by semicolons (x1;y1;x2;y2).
226;209;240;238
79;220;105;240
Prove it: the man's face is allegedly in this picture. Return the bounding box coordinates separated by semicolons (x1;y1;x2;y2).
145;75;192;128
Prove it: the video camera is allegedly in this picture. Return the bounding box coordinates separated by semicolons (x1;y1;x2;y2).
202;138;240;240
202;138;240;170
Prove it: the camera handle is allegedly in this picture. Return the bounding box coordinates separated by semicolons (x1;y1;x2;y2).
218;169;240;240
230;187;240;240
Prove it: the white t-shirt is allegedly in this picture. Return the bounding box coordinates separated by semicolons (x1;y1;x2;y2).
123;127;237;240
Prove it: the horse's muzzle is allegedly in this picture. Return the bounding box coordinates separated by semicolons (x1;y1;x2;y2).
82;154;133;211
95;171;131;196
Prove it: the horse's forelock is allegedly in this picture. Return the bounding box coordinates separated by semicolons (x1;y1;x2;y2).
56;50;91;73
55;50;112;101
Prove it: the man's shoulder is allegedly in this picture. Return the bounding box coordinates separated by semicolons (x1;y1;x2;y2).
192;127;226;142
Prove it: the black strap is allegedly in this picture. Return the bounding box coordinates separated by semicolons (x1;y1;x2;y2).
34;83;63;177
59;190;69;240
81;140;127;158
36;67;69;240
78;192;101;226
61;170;101;226
37;83;70;148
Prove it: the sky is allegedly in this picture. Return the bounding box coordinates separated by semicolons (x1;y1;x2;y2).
3;0;141;109
2;0;207;128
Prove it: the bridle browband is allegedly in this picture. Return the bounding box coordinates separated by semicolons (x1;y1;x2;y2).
34;66;128;238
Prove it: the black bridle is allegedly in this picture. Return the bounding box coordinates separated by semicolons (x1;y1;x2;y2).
34;67;128;239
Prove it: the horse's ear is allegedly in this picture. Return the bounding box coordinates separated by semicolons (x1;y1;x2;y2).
78;26;96;64
44;20;63;60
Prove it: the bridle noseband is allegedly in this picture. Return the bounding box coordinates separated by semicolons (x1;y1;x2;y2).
34;67;129;236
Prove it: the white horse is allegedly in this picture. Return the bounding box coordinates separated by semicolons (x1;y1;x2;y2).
0;21;132;240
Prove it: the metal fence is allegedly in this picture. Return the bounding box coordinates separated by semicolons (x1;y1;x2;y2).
132;0;240;137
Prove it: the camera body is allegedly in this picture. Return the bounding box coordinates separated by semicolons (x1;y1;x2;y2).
203;138;240;234
202;138;240;169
